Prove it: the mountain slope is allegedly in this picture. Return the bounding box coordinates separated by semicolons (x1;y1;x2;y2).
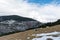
0;15;41;36
0;25;60;40
0;15;60;36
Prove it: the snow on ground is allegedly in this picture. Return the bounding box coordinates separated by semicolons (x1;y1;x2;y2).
32;36;60;40
32;32;60;40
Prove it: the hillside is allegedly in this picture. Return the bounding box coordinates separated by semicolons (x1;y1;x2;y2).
0;15;60;40
0;15;60;36
0;25;60;40
0;15;42;36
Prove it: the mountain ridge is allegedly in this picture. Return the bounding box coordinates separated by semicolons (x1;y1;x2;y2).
0;15;37;22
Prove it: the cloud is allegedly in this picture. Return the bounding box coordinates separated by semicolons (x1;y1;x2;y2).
0;0;60;23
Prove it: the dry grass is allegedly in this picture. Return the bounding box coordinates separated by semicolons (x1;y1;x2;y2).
0;25;60;40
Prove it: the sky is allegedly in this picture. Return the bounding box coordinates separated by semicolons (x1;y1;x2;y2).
0;0;60;23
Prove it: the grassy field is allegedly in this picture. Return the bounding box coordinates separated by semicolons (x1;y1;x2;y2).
0;25;60;40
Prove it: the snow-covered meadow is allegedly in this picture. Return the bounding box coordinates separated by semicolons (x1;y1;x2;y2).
32;32;60;40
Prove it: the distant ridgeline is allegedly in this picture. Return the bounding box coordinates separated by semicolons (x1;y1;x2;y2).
41;19;60;28
0;15;60;36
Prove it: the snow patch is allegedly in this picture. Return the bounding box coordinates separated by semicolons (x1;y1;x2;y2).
0;20;16;24
32;32;60;40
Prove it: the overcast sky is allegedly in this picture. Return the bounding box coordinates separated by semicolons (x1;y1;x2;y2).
0;0;60;23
